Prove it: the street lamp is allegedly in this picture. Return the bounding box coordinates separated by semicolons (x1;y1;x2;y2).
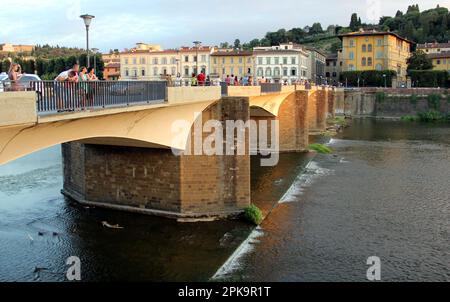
80;14;95;68
383;74;387;88
193;41;202;76
92;48;99;74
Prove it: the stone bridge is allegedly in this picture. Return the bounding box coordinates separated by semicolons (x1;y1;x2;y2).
0;84;343;221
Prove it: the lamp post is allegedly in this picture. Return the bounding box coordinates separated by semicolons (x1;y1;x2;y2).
80;14;95;68
193;41;201;76
92;48;99;74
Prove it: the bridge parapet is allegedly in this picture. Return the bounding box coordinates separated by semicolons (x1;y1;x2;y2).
0;91;37;127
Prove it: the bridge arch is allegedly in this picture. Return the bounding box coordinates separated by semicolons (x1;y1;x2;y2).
0;100;216;165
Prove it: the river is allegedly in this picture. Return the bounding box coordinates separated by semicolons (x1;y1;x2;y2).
0;119;449;281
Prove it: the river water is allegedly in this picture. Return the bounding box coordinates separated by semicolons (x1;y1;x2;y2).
0;119;449;281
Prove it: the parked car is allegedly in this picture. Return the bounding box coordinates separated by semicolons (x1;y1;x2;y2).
0;73;8;92
1;74;42;93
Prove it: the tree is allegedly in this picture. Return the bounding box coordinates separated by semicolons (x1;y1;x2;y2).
234;39;241;49
310;23;323;35
407;51;433;71
219;42;230;49
350;13;359;30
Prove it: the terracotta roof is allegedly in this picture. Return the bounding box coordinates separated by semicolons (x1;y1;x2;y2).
211;50;253;56
105;63;120;68
338;31;414;44
427;51;450;59
253;49;304;55
418;42;450;49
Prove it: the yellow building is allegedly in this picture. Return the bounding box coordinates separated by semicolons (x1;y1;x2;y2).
339;31;413;81
428;52;450;72
417;42;450;54
210;50;253;79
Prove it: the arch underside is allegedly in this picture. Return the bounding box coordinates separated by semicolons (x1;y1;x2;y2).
0;100;217;165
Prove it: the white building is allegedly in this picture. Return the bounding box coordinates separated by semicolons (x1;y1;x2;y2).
253;43;310;84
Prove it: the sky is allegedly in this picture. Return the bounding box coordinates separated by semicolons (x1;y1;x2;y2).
1;0;449;52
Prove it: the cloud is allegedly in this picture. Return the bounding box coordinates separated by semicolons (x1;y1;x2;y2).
1;0;448;51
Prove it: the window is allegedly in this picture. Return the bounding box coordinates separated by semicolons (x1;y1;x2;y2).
124;58;129;65
349;52;354;60
239;67;243;75
274;57;279;65
153;67;158;76
326;72;331;77
194;56;198;62
141;68;146;76
257;67;264;77
184;56;189;62
265;67;272;77
132;58;137;65
230;58;234;64
283;57;288;65
377;39;382;46
239;57;243;64
349;39;355;47
362;44;367;52
368;44;373;52
213;58;217;64
266;57;271;65
222;58;226;64
153;58;159;65
162;58;168;65
230;67;234;75
274;67;280;77
283;67;288;76
376;51;383;59
291;57;296;64
291;68;297;76
184;67;189;76
222;68;226;75
258;57;263;65
367;57;372;66
375;63;382;71
437;60;441;65
247;57;252;64
171;57;177;64
362;57;367;66
349;64;355;71
140;57;146;64
332;72;337;77
125;68;129;77
171;67;176;75
201;55;206;62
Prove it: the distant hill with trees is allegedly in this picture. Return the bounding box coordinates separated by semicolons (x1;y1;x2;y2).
221;4;449;53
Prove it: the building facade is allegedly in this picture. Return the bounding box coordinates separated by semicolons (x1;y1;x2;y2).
253;43;310;84
325;54;340;85
103;63;121;81
120;43;214;84
339;31;413;81
210;50;253;79
427;52;450;73
0;44;35;54
306;47;326;84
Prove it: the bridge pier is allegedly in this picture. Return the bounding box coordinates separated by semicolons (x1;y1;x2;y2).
308;88;328;133
62;97;251;222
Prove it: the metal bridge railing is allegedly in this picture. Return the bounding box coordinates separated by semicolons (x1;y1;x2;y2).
260;83;282;94
1;80;167;114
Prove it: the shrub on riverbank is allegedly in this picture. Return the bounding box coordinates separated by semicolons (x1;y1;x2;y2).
308;144;333;154
244;204;263;226
402;111;450;123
